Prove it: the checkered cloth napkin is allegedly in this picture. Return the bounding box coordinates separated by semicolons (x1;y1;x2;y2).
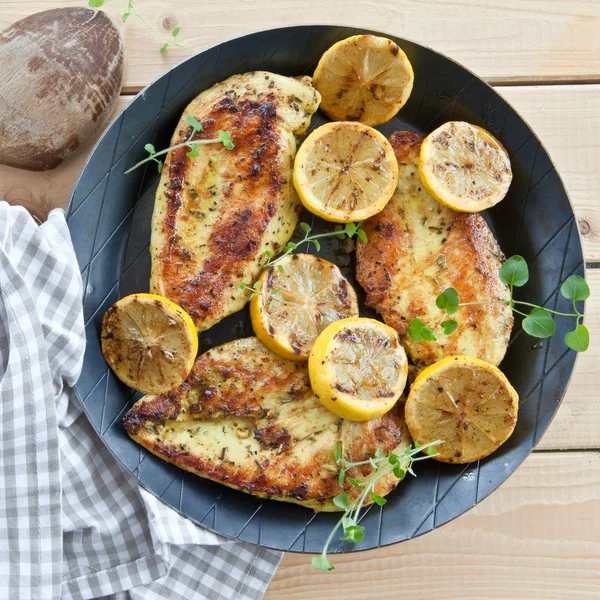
0;202;281;600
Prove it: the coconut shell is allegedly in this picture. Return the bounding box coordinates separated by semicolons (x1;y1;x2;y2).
0;8;124;171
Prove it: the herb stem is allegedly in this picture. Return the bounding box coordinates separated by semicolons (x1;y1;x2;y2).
511;300;581;317
458;300;507;307
124;137;223;174
112;0;194;52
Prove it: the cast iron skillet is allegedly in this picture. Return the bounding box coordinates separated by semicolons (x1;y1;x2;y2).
67;25;583;554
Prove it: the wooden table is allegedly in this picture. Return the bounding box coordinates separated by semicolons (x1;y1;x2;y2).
2;1;599;597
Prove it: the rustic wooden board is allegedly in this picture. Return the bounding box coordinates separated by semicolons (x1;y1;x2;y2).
267;451;600;599
3;0;600;90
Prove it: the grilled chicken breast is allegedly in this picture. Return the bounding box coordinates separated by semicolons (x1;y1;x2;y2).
150;72;321;332
124;337;411;511
356;131;512;367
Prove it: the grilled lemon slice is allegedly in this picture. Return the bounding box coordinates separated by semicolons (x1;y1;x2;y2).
101;293;198;394
250;253;359;360
293;122;398;223
405;355;518;463
419;121;512;212
308;318;408;421
313;34;414;126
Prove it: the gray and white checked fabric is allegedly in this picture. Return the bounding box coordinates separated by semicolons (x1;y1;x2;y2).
0;202;281;600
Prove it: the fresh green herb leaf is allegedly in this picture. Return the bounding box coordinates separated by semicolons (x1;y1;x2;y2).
560;275;590;303
300;222;312;234
264;250;273;260
312;239;321;252
347;477;362;490
338;468;346;487
393;465;406;478
344;222;358;237
238;282;247;290
387;453;399;466
341;525;365;543
441;319;458;335
408;318;437;342
277;264;284;273
122;12;130;22
284;242;297;252
334;444;341;464
368;492;387;506
172;26;181;38
522;307;556;338
157;160;163;173
144;143;155;154
333;493;350;510
564;324;590;352
357;228;368;244
186;144;199;159
88;0;105;7
436;288;459;315
219;130;235;150
312;555;334;572
341;514;356;531
374;448;383;459
186;115;203;133
499;255;529;288
160;43;169;54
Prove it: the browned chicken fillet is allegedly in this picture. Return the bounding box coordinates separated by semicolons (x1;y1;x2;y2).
124;337;411;511
150;72;321;332
356;131;513;367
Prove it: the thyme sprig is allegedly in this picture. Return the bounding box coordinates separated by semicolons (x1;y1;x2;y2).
124;116;234;174
313;440;443;572
89;0;194;53
408;256;592;352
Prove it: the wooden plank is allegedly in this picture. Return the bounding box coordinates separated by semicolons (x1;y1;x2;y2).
1;85;599;255
266;451;600;599
2;1;600;90
538;269;599;449
499;85;600;261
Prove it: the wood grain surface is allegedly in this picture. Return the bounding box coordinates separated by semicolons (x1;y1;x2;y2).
2;0;600;89
1;2;598;597
266;451;600;600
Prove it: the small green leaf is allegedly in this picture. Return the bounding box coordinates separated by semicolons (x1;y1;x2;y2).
341;525;365;543
564;324;590;352
499;255;529;288
357;228;368;244
160;43;169;54
374;448;383;459
277;264;284;273
522;307;556;338
144;143;155;154
312;239;321;252
408;318;437;342
238;282;247;290
441;319;458;335
122;12;130;22
157;160;163;173
436;288;459;315
338;468;346;487
186;145;199;159
284;242;297;252
172;26;181;38
300;222;311;234
186;115;203;133
88;0;105;7
344;222;358;237
252;280;261;289
334;225;345;240
560;275;590;303
368;492;387;506
312;555;334;572
393;465;406;478
333;493;350;509
347;477;362;490
219;131;235;150
334;444;341;463
388;453;399;466
264;250;273;260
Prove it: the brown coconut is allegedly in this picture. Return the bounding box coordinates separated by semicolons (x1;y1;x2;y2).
0;8;124;171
